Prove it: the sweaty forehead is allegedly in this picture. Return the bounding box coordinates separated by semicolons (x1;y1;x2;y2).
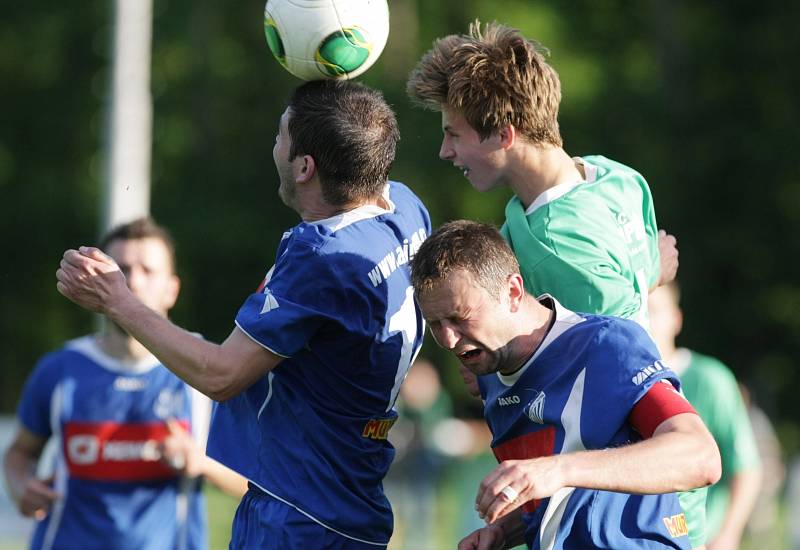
418;271;484;319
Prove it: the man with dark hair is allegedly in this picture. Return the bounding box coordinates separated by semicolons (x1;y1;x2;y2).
56;80;431;548
411;220;720;550
406;21;713;547
4;217;247;550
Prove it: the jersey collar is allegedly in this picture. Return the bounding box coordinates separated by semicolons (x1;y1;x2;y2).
524;157;598;215
66;335;162;374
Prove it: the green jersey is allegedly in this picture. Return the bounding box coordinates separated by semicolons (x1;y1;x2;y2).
501;155;660;327
501;155;708;547
671;349;761;539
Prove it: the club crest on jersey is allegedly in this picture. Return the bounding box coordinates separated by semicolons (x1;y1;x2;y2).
632;360;668;385
260;289;280;314
524;391;546;424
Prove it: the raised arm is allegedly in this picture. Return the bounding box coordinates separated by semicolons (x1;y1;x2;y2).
56;246;281;401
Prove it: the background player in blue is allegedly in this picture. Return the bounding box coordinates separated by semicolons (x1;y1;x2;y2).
55;81;431;549
4;218;247;550
410;220;720;550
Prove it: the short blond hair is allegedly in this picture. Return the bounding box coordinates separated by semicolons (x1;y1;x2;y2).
407;21;562;146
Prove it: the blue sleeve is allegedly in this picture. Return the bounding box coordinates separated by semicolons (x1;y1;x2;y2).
17;353;62;438
580;320;679;448
235;239;342;357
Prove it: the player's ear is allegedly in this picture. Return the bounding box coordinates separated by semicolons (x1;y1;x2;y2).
295;154;316;183
507;273;525;311
499;124;517;150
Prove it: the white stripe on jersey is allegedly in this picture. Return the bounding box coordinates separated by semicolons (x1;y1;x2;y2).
42;383;69;550
257;372;275;419
539;368;587;548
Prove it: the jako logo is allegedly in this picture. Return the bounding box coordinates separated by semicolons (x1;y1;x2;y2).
497;395;521;406
632;360;667;385
525;392;546;424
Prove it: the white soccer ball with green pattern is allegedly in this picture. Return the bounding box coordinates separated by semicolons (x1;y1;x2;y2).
264;0;390;81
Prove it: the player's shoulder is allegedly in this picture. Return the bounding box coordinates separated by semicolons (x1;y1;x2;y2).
581;154;647;181
33;335;95;372
575;313;652;348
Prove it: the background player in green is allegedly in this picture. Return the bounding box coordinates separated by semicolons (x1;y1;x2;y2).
405;20;705;547
650;283;762;549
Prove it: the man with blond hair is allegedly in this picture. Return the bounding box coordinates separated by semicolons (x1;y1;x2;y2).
406;21;712;547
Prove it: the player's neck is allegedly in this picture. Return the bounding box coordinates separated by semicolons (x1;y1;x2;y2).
502;298;556;375
97;324;154;362
657;341;678;363
508;146;583;210
299;191;387;222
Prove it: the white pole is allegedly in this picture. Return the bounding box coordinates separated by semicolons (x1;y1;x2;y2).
103;0;153;233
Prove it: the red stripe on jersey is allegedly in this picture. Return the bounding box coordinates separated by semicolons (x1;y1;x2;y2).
629;380;697;439
492;427;556;513
63;420;190;481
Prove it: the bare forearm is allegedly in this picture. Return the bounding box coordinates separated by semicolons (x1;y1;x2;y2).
106;296;234;398
201;457;248;499
3;446;36;504
560;419;720;494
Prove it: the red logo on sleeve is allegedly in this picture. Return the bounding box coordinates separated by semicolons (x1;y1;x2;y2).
63;421;190;481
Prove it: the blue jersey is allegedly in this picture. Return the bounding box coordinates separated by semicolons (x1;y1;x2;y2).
208;181;430;545
479;297;692;549
17;336;210;550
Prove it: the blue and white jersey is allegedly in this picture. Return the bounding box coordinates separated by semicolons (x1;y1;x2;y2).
17;336;210;550
207;181;430;545
479;297;691;549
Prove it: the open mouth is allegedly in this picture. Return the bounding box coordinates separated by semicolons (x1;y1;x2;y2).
458;349;482;361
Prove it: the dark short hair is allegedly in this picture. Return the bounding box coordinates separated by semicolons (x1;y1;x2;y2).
287;80;399;206
99;217;176;272
411;220;520;298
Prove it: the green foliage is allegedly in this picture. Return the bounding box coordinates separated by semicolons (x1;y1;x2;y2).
2;0;799;458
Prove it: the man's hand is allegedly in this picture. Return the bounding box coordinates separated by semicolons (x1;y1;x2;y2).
56;247;129;314
657;230;679;287
158;420;205;478
458;523;506;550
475;457;563;524
17;477;59;520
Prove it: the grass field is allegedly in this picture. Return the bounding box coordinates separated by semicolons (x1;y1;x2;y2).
205;484;240;549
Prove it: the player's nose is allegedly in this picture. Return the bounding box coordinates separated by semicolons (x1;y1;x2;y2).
439;137;454;161
436;321;461;350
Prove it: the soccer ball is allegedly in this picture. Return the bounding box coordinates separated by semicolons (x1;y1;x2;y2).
264;0;390;81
